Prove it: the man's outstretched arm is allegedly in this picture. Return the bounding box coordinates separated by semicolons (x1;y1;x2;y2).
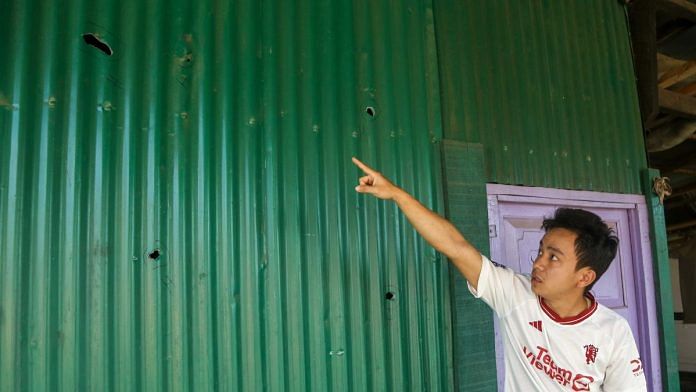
352;157;483;289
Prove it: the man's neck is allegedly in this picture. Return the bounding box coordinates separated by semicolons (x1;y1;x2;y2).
543;293;590;319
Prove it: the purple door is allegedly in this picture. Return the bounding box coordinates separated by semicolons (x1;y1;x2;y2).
486;185;662;391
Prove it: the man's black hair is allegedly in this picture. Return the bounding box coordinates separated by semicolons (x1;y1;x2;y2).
541;208;619;292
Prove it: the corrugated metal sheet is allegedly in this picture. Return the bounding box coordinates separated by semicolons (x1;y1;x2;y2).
434;0;647;194
0;0;452;390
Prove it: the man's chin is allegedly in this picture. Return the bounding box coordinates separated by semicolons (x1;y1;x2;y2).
531;284;543;296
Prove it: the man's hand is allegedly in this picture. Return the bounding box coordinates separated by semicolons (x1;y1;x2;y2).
352;157;402;200
351;156;483;289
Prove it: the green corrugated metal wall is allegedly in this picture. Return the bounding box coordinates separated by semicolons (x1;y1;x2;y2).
0;0;453;390
433;1;651;390
434;0;647;194
441;142;497;391
0;0;654;390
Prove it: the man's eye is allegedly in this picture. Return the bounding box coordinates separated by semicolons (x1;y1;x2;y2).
551;255;559;261
537;249;543;256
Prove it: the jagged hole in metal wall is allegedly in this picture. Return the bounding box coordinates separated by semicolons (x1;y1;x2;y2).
82;33;113;56
148;249;161;260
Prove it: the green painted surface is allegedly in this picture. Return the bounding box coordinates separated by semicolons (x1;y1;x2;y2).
434;0;647;194
0;0;452;390
0;0;665;390
441;142;497;391
642;169;681;392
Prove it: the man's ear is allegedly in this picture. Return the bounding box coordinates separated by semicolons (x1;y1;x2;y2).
577;267;596;289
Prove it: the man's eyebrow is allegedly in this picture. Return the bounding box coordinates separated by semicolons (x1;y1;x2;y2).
540;240;566;256
546;246;565;256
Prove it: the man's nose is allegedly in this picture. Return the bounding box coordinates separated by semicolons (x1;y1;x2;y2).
532;257;545;270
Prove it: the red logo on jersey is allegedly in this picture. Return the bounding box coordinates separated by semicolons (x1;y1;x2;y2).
572;374;594;391
583;344;598;364
631;358;643;376
529;320;543;332
523;345;595;390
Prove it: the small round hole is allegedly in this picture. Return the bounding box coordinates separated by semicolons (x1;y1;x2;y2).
385;292;395;301
365;106;376;117
148;249;161;260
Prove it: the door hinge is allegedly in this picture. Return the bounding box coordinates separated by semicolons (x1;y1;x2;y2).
489;225;497;238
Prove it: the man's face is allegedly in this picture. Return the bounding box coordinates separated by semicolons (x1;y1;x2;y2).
531;228;589;299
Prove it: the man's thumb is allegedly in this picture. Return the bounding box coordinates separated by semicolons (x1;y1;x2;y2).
355;185;373;194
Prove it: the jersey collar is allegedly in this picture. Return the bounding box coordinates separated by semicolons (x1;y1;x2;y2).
538;292;598;325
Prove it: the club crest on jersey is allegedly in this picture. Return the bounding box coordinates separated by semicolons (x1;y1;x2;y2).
583;344;598;365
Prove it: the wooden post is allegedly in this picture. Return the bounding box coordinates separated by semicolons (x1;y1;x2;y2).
642;169;681;392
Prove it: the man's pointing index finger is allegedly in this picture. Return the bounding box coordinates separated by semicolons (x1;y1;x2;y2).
352;157;376;175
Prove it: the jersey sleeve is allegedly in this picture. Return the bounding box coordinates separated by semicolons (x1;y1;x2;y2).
467;254;533;317
602;320;648;391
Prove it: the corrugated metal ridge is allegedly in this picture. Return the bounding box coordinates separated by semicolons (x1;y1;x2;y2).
434;1;647;194
0;0;452;391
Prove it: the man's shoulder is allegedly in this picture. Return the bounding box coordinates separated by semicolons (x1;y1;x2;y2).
587;302;632;334
474;256;537;315
483;256;531;279
483;257;535;293
593;302;628;321
489;259;509;269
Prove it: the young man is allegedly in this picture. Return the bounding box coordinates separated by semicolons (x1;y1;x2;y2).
352;157;647;391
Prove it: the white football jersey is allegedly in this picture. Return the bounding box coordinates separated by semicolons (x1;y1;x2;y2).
468;255;648;391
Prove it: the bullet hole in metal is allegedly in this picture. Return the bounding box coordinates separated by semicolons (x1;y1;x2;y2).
149;249;161;260
99;101;113;112
385;291;395;301
365;106;376;117
82;33;113;56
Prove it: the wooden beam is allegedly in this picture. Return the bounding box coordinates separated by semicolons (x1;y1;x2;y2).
647;114;676;130
667;218;696;231
658;61;696;89
663;158;696;176
646;118;696;151
629;0;659;124
665;196;694;209
673;168;696;176
677;81;696;96
669;231;690;240
657;0;696;23
668;235;692;244
641;169;681;391
670;182;696;198
659;88;696;118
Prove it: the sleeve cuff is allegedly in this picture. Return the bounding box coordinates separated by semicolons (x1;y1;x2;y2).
467;254;488;299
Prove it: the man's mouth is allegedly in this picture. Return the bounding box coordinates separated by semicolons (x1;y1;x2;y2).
531;275;543;284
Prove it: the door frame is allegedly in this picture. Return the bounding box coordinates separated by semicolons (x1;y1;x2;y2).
486;183;662;392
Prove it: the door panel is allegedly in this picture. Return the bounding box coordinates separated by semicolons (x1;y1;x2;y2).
488;196;641;390
496;201;637;327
